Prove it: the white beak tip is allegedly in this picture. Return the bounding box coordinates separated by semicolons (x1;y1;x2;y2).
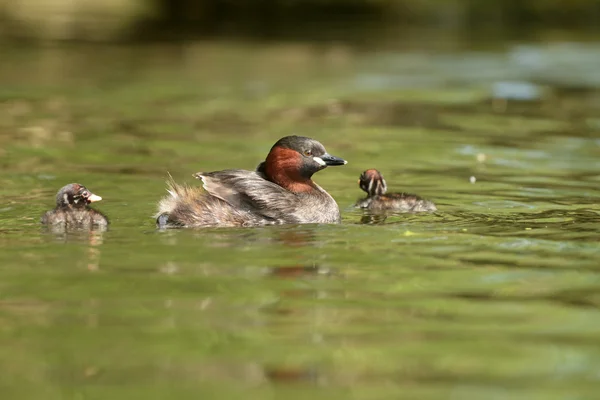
88;194;102;203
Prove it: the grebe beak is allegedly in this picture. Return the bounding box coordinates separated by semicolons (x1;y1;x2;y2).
318;153;347;166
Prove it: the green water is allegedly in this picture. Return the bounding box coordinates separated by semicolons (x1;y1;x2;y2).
1;40;599;399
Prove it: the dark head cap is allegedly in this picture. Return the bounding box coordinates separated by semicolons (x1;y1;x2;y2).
56;183;102;208
269;135;347;175
359;169;387;196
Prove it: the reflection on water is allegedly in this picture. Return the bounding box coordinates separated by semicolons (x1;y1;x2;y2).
267;265;334;279
359;213;390;225
41;228;106;271
0;37;599;399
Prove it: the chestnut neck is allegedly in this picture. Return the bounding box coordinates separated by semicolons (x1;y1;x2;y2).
263;146;316;193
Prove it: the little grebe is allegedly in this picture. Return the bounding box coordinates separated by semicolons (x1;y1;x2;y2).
156;135;347;228
41;183;109;227
355;169;437;212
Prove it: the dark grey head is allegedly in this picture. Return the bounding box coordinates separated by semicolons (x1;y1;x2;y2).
359;169;387;196
55;183;102;208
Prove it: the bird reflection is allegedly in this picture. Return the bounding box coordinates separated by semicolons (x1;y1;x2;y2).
41;227;105;271
359;213;388;225
267;265;334;279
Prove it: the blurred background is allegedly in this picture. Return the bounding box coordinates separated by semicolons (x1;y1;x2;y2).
2;1;600;400
1;0;600;41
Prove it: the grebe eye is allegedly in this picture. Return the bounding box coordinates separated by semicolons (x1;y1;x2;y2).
304;150;312;156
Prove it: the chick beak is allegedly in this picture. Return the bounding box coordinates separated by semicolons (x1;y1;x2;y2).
87;193;103;203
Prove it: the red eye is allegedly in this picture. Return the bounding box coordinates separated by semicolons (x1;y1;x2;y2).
304;150;312;156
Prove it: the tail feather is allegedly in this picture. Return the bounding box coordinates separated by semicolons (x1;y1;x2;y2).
154;172;255;228
155;174;199;219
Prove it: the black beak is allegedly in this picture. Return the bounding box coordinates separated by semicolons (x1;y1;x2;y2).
320;153;347;166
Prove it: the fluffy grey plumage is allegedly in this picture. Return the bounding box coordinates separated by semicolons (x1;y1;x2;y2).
41;183;109;229
155;135;346;228
156;169;341;228
355;194;437;212
41;208;109;227
355;169;437;212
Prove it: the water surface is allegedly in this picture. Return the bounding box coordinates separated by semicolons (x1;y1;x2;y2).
1;39;599;399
